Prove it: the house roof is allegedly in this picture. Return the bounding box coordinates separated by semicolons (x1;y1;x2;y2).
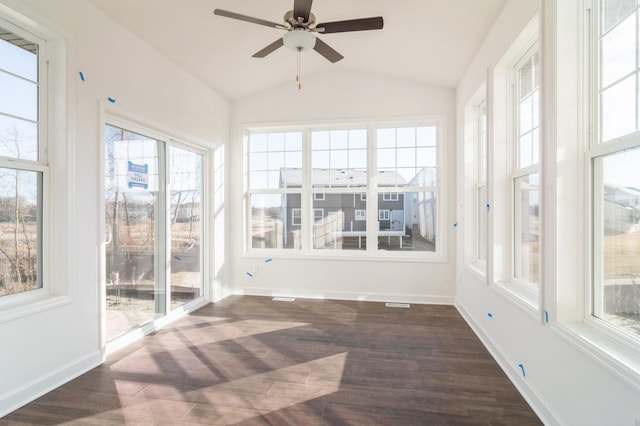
280;168;406;188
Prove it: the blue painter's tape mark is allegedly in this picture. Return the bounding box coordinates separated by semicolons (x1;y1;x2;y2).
545;310;549;323
264;258;273;263
518;364;526;377
79;71;85;81
453;222;458;227
487;313;493;318
246;272;253;278
174;256;181;261
486;203;491;211
107;97;116;103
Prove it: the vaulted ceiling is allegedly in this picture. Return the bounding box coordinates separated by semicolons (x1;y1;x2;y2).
88;0;507;100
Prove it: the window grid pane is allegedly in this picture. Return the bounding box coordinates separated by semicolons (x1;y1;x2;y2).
0;26;39;162
249;131;303;189
517;52;540;169
0;168;42;296
600;4;640;142
593;147;640;337
514;173;540;285
479;100;488;183
478;185;487;262
0;26;43;300
377;191;436;252
313;194;366;251
251;194;301;249
311;129;367;188
376;126;438;188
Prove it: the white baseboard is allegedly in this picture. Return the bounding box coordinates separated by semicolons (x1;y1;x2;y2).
455;301;564;426
232;287;454;305
0;351;102;418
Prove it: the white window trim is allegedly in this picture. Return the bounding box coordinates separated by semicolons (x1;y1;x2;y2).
462;83;489;276
490;12;542;313
546;0;640;391
378;209;390;221
245;129;305;251
243;117;447;262
512;47;541;290
477;98;488;269
313;193;325;201
0;6;73;324
585;0;640;354
355;209;366;221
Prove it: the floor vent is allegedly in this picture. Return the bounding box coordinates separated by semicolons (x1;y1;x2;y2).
272;297;296;302
385;302;410;308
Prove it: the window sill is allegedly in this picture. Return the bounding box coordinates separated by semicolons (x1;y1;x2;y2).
0;291;72;325
553;321;640;392
242;249;446;263
492;280;539;319
465;263;487;281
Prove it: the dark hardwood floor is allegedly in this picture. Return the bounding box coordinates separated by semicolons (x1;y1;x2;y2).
1;296;542;425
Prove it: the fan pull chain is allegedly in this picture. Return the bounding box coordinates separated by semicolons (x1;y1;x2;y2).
296;47;302;90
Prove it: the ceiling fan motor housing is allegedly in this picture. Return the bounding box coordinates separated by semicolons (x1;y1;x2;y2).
213;0;383;63
284;10;316;27
283;28;316;51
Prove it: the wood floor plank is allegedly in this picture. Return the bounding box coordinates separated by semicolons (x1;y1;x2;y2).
2;296;542;425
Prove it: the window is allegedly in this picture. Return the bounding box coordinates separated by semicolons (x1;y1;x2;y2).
0;21;44;299
313;208;324;224
599;0;639;142
311;129;367;251
462;84;488;272
489;14;539;308
379;210;390;221
591;0;640;339
292;208;302;225
103;123;205;340
247;131;303;249
376;126;438;252
513;49;541;289
477;100;488;263
244;121;442;256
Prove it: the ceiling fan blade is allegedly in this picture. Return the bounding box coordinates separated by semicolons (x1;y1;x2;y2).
214;9;283;29
316;17;384;34
252;38;284;58
313;38;343;63
293;0;313;23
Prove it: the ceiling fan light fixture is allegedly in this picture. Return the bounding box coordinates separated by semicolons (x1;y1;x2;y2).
283;29;316;51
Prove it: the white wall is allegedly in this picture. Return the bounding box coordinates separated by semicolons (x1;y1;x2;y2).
456;1;640;425
229;69;457;304
0;0;228;416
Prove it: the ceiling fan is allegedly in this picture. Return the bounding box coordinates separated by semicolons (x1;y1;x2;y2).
213;0;384;64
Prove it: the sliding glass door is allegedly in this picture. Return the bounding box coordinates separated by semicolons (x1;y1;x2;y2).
104;123;204;341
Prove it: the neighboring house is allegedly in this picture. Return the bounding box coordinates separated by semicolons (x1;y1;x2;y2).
279;168;436;249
